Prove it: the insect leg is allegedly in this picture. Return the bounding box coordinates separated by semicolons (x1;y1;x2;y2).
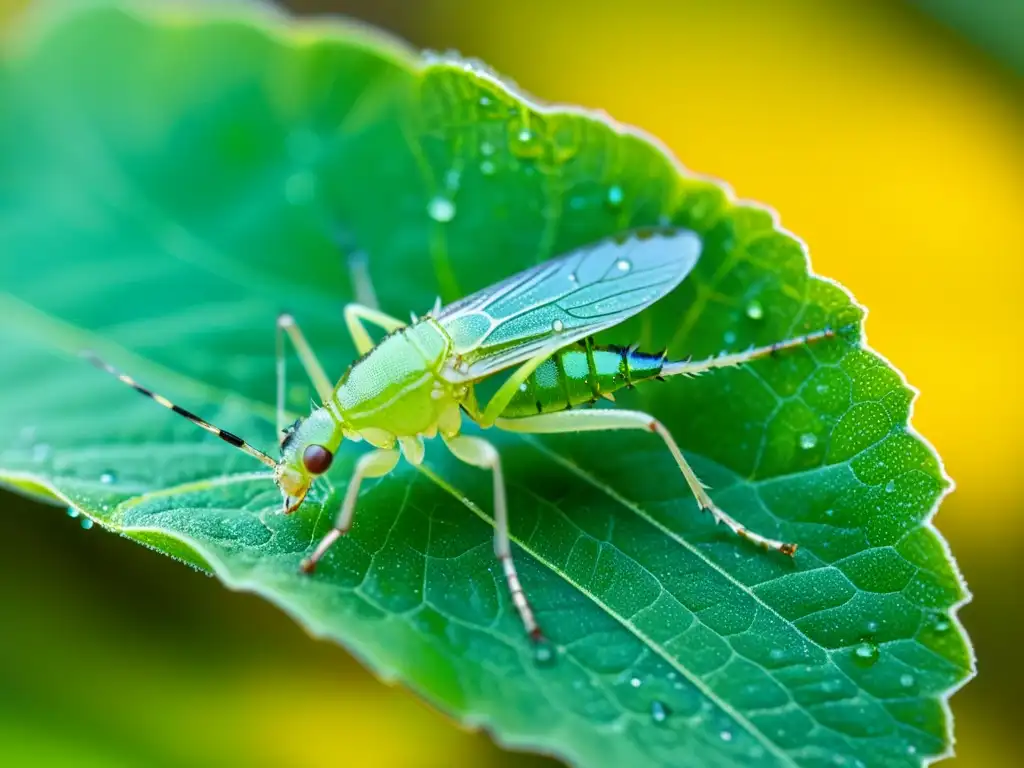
661;328;835;378
300;448;400;574
496;410;797;555
343;303;406;355
276;314;334;434
444;434;544;641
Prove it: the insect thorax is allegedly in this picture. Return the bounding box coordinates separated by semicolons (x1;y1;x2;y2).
332;318;462;444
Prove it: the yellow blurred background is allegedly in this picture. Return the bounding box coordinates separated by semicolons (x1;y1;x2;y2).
2;0;1020;765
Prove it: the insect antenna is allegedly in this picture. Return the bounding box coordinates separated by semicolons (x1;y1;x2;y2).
82;352;277;469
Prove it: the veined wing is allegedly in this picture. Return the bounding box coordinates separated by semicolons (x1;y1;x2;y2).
435;228;702;381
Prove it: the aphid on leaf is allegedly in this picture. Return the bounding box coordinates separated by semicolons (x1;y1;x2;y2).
86;229;834;642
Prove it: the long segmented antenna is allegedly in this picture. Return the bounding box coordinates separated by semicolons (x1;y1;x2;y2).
83;352;277;469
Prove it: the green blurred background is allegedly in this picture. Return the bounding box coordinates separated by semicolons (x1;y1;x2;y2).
1;0;1019;765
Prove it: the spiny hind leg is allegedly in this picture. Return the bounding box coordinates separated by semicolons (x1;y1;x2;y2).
300;448;400;573
276;314;334;434
444;434;544;641
343;304;406;355
496;410;797;556
662;327;836;378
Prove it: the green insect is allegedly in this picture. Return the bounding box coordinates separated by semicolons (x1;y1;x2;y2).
87;229;833;642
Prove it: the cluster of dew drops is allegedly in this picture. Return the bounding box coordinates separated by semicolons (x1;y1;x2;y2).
66;469;118;531
530;641;722;733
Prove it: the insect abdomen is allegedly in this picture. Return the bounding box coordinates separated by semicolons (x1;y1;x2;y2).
500;337;665;418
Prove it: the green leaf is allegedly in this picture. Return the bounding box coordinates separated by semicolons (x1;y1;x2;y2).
0;3;972;766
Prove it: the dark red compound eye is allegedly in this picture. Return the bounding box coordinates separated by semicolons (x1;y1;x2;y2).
301;444;333;475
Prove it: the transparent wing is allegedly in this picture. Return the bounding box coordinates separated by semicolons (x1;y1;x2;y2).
435;229;702;381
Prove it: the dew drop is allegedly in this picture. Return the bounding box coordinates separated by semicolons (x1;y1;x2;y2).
745;301;764;320
427;196;456;223
720;729;733;742
799;433;818;450
606;185;624;209
629;676;642;688
824;508;835;518
567;272;578;283
518;383;528;392
884;479;896;493
517;128;533;143
650;700;670;723
900;673;915;688
80;518;94;531
100;471;117;485
532;638;556;667
852;642;880;667
551;319;565;333
480;141;495;156
907;745;917;756
444;168;461;191
67;507;79;518
615;258;631;272
931;614;951;634
816;383;829;395
865;620;879;633
723;330;737;345
479;94;492;107
480;160;496;176
769;648;785;661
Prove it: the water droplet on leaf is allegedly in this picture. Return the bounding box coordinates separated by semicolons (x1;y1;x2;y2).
720;729;733;742
900;673;915;688
884;479;896;493
67;507;79;518
745;301;764;320
650;700;670;723
606;185;624;209
629;676;641;688
615;258;631;272
852;642;879;667
532;638;556;667
100;471;117;485
80;518;94;531
799;433;818;450
931;613;951;633
479;160;496;176
551;319;565;333
480;141;495;156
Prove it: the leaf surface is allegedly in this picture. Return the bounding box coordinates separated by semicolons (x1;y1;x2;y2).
0;3;972;766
